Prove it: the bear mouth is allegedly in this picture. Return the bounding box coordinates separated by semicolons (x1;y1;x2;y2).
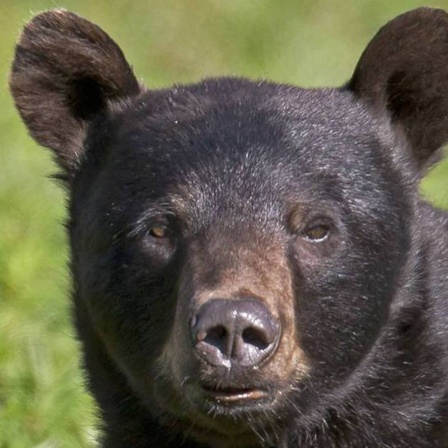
201;385;270;404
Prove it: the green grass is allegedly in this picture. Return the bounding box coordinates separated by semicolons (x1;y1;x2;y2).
1;1;448;447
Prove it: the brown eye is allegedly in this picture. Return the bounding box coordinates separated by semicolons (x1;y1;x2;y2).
149;223;170;238
304;224;330;242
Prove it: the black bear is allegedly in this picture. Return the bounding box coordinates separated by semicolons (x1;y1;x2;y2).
10;7;448;448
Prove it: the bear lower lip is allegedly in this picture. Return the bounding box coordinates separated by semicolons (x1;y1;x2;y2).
202;386;269;403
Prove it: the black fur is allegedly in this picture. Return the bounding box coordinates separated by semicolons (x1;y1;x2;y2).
10;8;448;448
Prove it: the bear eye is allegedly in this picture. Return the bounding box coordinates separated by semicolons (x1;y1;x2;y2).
149;223;171;239
304;224;330;242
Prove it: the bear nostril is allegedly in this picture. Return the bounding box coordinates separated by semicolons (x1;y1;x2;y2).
192;298;280;367
205;325;227;341
242;327;269;350
198;325;228;354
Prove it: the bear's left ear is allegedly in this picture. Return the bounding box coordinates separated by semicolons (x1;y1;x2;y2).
10;10;141;175
348;7;448;170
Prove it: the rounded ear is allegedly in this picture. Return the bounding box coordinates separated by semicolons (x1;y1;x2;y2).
10;10;141;174
347;7;448;169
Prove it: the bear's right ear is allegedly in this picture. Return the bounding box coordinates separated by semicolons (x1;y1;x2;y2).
10;10;141;175
348;8;448;171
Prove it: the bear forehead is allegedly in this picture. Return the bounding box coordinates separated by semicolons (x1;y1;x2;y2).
111;78;375;137
76;77;402;226
76;82;395;234
101;78;383;178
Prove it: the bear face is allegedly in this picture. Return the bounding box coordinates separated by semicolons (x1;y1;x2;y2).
10;8;448;448
71;82;413;446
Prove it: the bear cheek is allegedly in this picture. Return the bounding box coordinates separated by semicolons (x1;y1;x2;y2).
74;239;179;379
291;235;397;381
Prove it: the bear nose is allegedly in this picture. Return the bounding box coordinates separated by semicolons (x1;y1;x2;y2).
191;298;280;367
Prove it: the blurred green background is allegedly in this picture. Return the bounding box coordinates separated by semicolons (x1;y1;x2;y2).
1;1;447;447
